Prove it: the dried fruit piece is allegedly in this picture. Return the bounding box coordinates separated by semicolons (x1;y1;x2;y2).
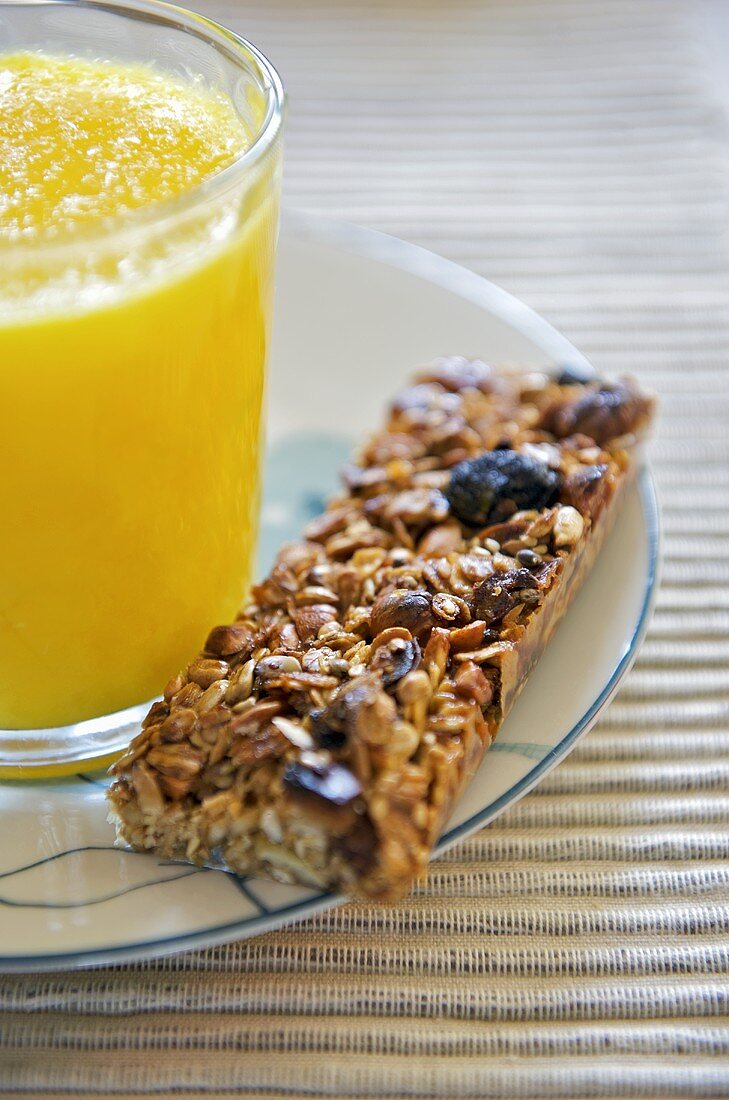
560;463;610;520
471;568;540;626
310;707;346;750
541;381;653;445
446;450;559;527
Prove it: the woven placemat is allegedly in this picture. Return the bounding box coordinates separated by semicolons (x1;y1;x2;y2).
2;0;729;1095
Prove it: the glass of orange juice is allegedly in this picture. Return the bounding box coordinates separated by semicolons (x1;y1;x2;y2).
0;0;284;774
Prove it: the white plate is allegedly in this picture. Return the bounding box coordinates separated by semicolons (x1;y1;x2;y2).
0;213;658;971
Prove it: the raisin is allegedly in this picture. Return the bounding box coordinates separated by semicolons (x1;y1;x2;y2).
336;817;377;874
446;450;559;527
560;464;610;520
310;708;346;750
542;382;651;445
471;568;540;626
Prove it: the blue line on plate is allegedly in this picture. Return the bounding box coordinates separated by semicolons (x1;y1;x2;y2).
0;844;124;880
490;742;551;761
0;869;199;909
0;844;205;882
229;876;268;915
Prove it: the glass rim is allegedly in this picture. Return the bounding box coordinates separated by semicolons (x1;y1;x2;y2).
0;0;285;256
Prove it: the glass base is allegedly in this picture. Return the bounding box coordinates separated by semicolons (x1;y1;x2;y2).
0;700;153;779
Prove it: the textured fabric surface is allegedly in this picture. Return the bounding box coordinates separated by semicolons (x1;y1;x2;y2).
2;0;729;1095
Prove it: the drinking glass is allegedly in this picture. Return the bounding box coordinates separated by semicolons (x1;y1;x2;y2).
0;0;284;774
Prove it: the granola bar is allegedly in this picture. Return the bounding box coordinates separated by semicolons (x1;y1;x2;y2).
108;359;654;900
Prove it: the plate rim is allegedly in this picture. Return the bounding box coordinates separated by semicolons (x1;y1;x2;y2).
0;211;659;971
281;209;595;377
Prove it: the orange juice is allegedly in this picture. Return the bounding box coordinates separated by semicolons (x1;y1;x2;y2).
0;52;281;729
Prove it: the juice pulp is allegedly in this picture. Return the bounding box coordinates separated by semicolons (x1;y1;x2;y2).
0;53;280;729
